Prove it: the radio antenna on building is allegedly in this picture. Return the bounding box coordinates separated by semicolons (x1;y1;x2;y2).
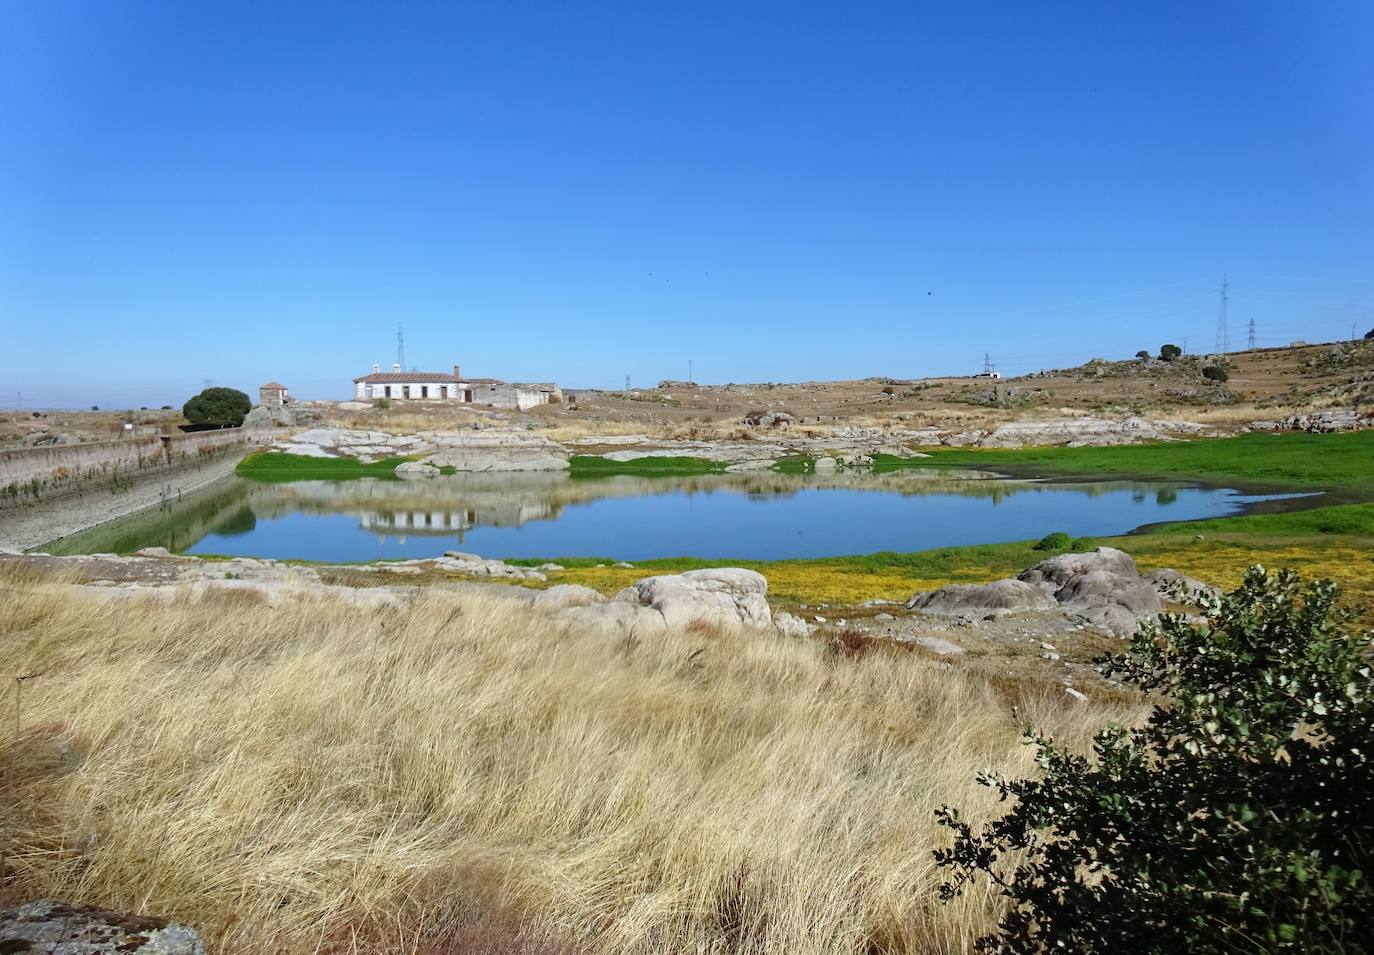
1248;317;1256;350
397;323;406;370
1215;275;1230;353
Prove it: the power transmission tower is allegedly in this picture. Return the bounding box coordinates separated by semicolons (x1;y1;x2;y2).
983;353;995;375
624;374;631;392
1215;274;1230;353
1248;318;1256;350
397;323;406;370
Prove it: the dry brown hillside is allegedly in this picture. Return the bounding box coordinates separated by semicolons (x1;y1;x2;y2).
567;338;1374;432
4;339;1369;447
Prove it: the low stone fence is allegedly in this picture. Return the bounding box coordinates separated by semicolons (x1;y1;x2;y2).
0;429;266;509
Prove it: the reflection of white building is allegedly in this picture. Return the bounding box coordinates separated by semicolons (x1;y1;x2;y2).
357;501;555;536
360;509;474;535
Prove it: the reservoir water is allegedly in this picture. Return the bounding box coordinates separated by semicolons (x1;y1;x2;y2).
47;469;1311;562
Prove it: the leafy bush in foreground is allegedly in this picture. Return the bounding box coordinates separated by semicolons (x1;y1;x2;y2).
1203;364;1230;383
936;567;1374;953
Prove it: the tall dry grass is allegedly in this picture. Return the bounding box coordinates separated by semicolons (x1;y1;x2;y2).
0;570;1136;953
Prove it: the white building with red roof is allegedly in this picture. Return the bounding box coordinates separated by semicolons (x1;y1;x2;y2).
352;363;561;410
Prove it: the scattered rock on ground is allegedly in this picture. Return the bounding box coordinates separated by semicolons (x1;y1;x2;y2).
0;899;207;954
913;635;965;655
774;611;813;638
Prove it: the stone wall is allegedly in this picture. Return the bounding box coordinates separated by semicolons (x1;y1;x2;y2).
0;429;260;510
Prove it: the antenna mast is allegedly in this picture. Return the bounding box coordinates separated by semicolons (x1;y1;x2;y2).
1215;275;1230;353
1248;317;1256;351
397;323;406;370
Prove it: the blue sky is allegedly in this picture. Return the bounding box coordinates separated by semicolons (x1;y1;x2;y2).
2;1;1371;408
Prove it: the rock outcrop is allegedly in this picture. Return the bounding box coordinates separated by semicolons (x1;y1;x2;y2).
271;428;571;471
906;547;1208;636
956;416;1211;449
0;899;206;954
1249;409;1368;433
612;568;772;631
906;579;1058;617
243;405;322;429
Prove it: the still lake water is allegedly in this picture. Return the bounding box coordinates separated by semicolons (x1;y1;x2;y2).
50;470;1310;562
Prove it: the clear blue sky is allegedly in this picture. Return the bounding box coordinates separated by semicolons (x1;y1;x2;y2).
2;1;1371;408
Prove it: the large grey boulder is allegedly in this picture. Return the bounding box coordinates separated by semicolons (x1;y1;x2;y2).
533;583;605;609
559;601;669;638
1017;547;1141;592
0;899;206;954
905;579;1059;616
1018;547;1164;634
907;547;1207;637
613;568;772;631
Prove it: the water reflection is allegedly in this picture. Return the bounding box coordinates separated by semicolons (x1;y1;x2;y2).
48;469;1310;562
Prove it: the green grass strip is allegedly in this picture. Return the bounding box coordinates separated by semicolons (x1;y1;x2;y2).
568;455;729;476
873;431;1374;491
236;451;411;483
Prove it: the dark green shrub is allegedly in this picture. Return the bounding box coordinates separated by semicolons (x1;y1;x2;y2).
182;387;251;427
1135;350;1150;360
1033;531;1073;551
935;567;1374;952
1203;365;1230;383
1159;343;1182;362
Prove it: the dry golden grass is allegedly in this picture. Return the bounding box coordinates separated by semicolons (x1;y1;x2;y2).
0;570;1138;954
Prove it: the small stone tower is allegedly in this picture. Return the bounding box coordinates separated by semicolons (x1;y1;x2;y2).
259;381;289;409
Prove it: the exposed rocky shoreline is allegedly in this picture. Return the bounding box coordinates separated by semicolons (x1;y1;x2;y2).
261;414;1242;476
2;543;1208;651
